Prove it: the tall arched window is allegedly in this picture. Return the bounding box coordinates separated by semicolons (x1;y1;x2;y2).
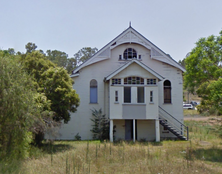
90;79;97;103
123;48;137;59
164;80;171;103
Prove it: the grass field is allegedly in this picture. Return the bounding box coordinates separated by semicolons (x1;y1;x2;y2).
1;114;222;174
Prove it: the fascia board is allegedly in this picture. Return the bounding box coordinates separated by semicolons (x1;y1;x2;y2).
70;73;79;78
105;61;132;81
104;60;164;82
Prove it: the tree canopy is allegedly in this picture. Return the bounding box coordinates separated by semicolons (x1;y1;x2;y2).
20;51;80;123
40;66;79;123
25;42;37;53
74;47;98;66
46;50;68;68
0;51;45;159
184;31;222;114
0;43;98;159
24;43;98;74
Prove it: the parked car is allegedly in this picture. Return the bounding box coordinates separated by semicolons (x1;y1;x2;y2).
190;101;198;106
183;104;194;110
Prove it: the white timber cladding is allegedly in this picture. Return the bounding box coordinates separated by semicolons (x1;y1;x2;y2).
114;120;125;140
137;120;156;141
109;62;159;120
56;26;184;141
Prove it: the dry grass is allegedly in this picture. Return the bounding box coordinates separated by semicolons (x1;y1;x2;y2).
1;120;222;174
184;109;200;116
20;141;220;174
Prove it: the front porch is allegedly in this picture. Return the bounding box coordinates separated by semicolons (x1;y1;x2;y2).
109;119;160;142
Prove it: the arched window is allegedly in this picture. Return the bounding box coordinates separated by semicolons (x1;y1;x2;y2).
123;48;137;59
164;80;171;103
90;79;97;103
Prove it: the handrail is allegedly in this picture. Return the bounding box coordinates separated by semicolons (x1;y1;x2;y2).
159;106;187;128
159;106;189;140
159;111;182;132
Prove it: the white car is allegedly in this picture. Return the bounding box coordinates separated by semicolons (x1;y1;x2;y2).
183;104;193;110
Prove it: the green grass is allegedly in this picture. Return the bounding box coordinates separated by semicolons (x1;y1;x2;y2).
183;109;199;116
1;120;222;174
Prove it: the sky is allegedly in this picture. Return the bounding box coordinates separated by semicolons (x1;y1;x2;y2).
1;0;222;61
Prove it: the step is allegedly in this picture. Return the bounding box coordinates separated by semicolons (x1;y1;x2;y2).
159;118;188;141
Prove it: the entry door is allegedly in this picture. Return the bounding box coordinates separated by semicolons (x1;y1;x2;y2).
125;120;133;140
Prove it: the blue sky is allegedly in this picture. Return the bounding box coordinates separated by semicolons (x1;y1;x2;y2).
1;0;222;61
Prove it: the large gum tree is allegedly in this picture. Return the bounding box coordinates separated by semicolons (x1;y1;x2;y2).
184;31;222;114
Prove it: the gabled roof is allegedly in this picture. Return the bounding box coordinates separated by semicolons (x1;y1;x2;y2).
72;26;185;74
104;60;164;82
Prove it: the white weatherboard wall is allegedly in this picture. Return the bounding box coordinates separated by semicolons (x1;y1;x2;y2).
110;85;159;120
109;85;122;119
158;64;184;138
109;62;159;120
137;120;155;141
114;120;125;140
58;61;109;140
56;33;184;140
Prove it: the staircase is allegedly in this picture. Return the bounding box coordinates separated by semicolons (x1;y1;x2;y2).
159;106;188;140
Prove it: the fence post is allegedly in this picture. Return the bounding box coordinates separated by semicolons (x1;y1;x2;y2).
187;127;189;140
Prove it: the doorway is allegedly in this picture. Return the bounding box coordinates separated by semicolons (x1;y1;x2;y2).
125;120;137;140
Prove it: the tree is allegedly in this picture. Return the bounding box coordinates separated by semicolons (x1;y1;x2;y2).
40;67;80;123
184;31;222;114
46;50;68;68
25;42;37;53
90;109;110;141
20;51;55;82
178;53;191;68
74;47;98;65
20;51;80;123
0;51;44;159
7;48;15;55
66;57;77;74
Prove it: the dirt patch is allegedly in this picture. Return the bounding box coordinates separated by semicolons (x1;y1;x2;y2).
184;115;210;121
184;115;222;126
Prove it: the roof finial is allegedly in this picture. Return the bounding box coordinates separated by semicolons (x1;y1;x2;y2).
129;21;131;27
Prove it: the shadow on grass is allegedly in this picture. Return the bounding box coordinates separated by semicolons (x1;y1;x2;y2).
40;143;75;154
192;147;222;162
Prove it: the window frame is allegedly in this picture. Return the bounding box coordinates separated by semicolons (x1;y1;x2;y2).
123;48;137;60
90;79;98;104
163;80;171;104
124;87;131;103
115;90;119;103
137;87;145;103
147;79;157;85
150;91;153;103
112;78;121;85
124;76;144;85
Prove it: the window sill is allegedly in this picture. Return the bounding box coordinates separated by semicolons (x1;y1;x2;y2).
114;102;119;104
149;102;154;104
163;103;172;105
118;59;142;61
123;103;146;105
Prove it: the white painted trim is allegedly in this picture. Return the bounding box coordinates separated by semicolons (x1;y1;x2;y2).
110;119;113;142
73;26;185;74
104;60;164;81
133;119;136;142
110;41;152;51
70;73;79;78
155;119;160;142
152;57;186;72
